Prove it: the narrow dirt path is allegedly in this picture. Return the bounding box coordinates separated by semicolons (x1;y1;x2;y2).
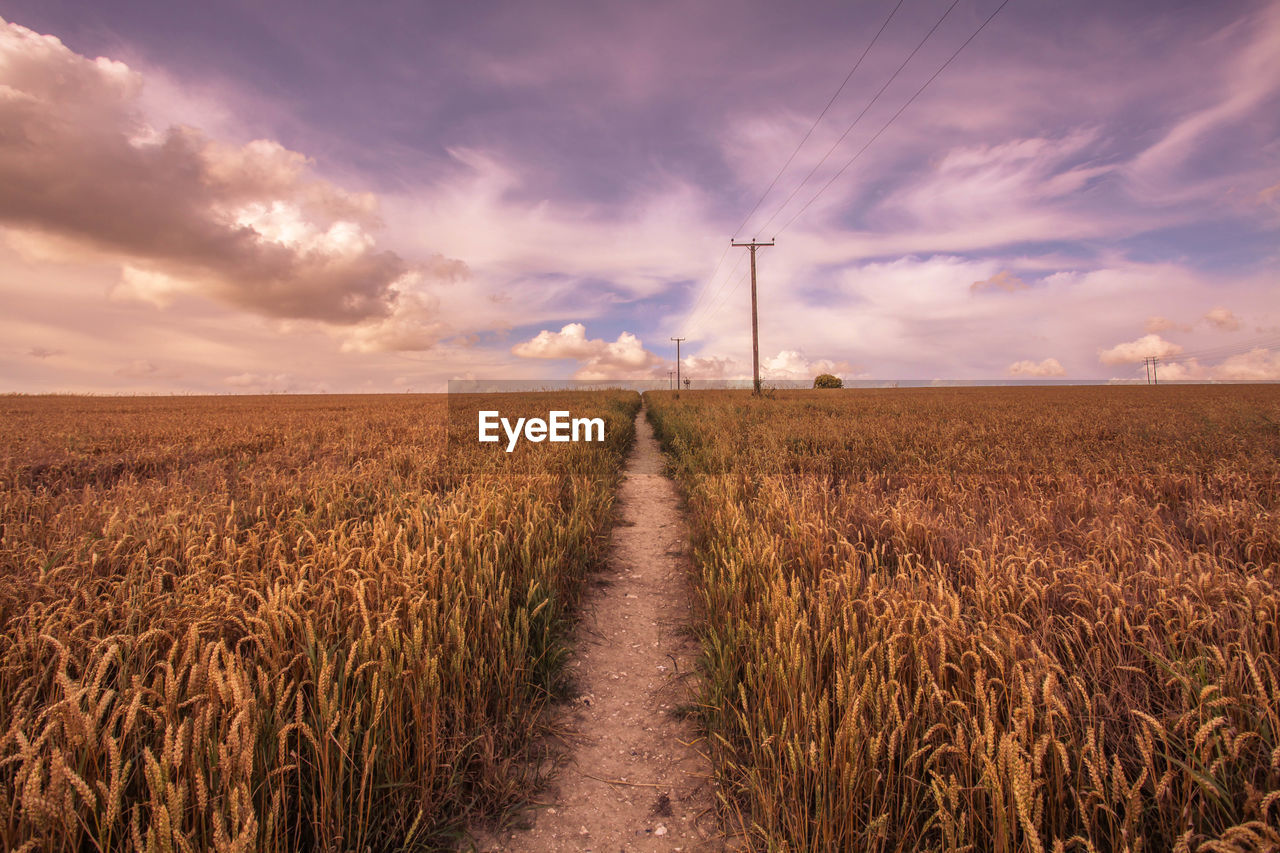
471;404;722;852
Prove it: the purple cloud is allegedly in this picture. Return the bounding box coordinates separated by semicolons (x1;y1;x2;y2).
0;1;1276;390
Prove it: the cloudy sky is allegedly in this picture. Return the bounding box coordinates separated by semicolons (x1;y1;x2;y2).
1;0;1277;392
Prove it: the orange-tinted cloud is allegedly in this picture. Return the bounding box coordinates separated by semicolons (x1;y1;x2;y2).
1144;315;1191;333
970;270;1029;294
1007;357;1065;377
1202;306;1240;331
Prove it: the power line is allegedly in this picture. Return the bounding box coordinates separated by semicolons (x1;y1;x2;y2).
677;243;733;337
684;256;750;337
680;0;1016;376
681;250;747;336
683;251;746;334
752;0;966;238
1156;333;1280;364
681;0;907;339
777;0;1015;236
1162;327;1280;358
683;0;939;337
731;0;908;241
1134;336;1280;383
708;264;753;319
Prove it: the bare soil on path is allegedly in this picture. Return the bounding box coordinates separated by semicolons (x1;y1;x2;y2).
467;405;724;852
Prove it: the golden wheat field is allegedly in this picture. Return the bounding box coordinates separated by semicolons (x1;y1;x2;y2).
0;391;639;852
646;385;1280;853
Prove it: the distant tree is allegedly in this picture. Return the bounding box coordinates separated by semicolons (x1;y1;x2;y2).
683;377;691;389
813;373;843;389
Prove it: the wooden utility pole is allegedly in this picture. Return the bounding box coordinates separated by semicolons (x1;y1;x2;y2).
1144;355;1162;385
668;370;674;390
670;337;685;397
731;239;774;395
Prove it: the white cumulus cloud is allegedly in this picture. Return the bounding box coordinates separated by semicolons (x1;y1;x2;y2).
511;323;666;379
761;350;857;380
1098;334;1183;365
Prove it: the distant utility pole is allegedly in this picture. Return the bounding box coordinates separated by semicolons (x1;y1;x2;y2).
731;239;774;395
670;337;685;397
668;370;674;390
1144;356;1160;385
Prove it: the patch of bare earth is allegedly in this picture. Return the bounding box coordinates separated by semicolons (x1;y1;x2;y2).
465;405;725;852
